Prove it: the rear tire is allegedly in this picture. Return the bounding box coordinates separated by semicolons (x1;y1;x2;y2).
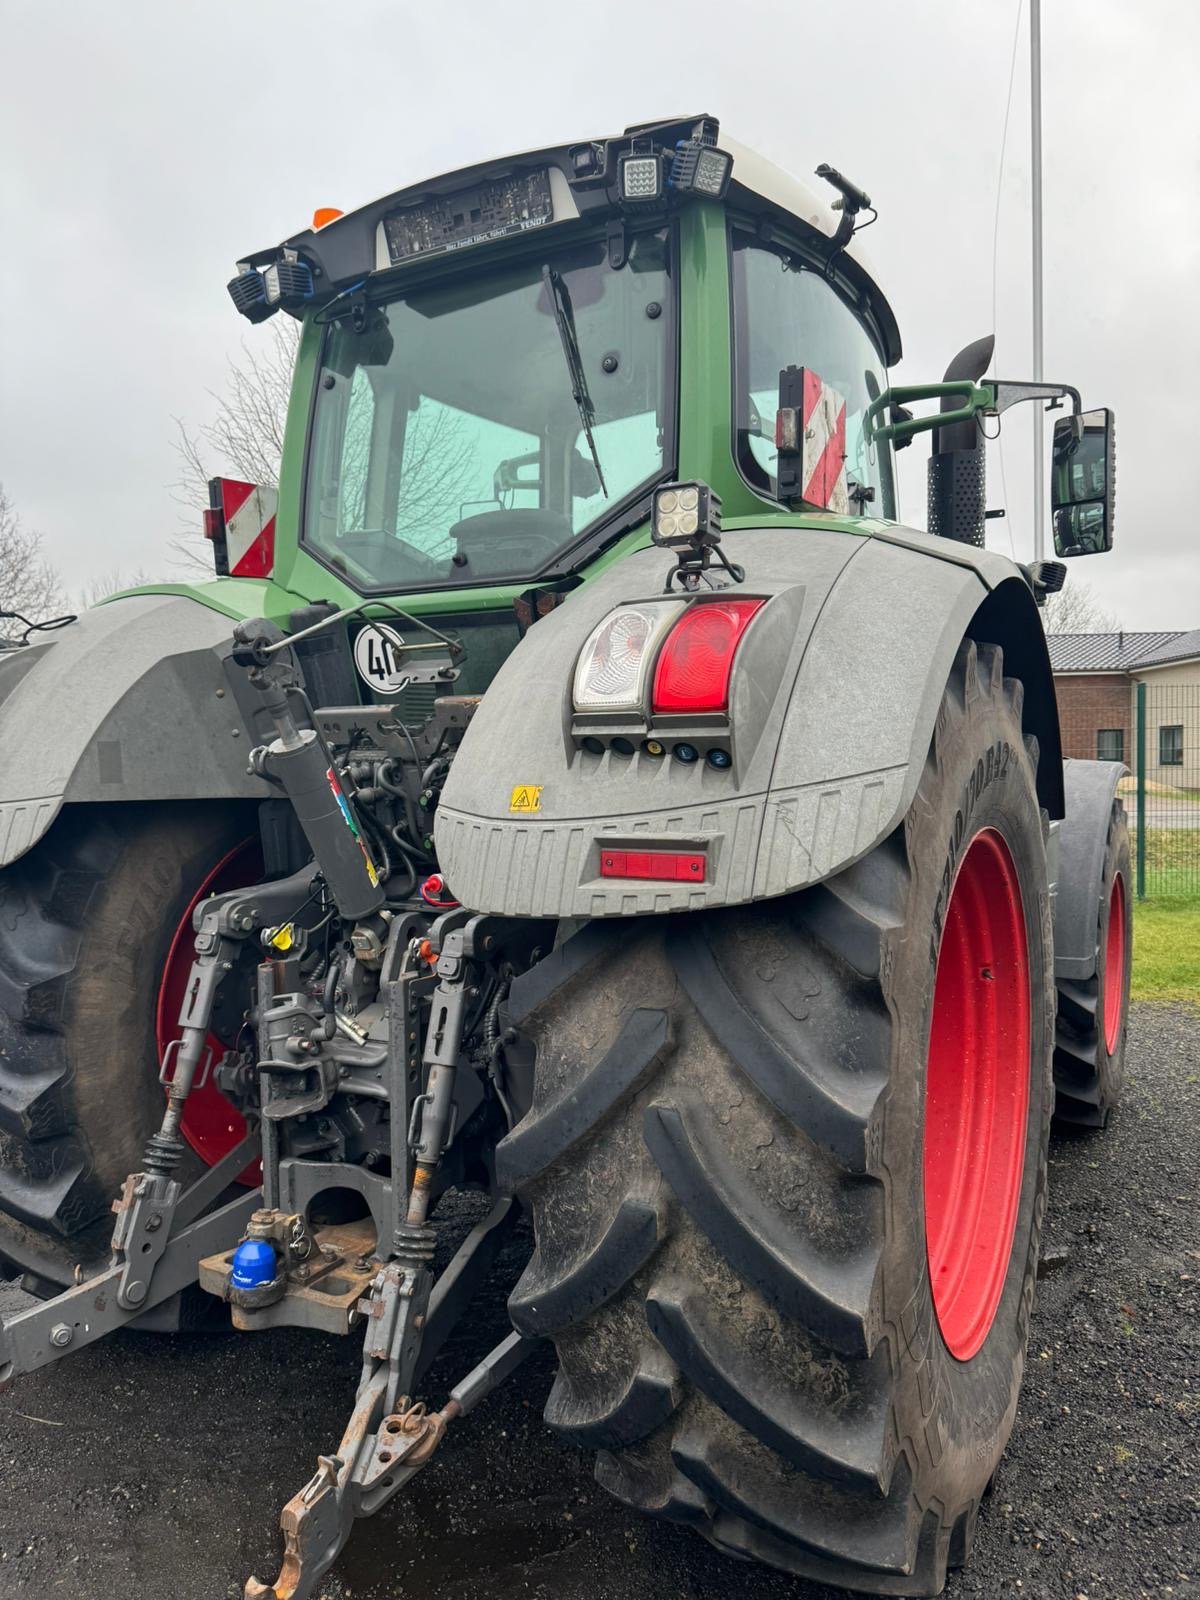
498;641;1053;1596
0;802;256;1288
1052;798;1131;1130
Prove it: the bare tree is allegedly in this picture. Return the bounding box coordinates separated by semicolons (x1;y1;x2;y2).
0;482;65;624
172;318;299;572
76;568;158;609
1042;578;1121;634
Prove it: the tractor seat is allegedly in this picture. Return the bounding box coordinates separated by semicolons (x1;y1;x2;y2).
449;509;572;578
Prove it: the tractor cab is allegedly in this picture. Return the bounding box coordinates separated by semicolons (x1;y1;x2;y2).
214;114;905;607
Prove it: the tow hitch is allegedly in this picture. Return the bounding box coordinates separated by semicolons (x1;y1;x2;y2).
246;1325;533;1600
0;832;540;1595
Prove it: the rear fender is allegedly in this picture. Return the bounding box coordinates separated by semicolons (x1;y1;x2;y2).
435;526;1063;917
0;594;270;867
1053;758;1127;980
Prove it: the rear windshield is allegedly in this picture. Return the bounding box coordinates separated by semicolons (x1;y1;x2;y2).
303;230;674;591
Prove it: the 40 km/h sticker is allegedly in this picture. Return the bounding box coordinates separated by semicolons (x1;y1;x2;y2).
354;623;411;696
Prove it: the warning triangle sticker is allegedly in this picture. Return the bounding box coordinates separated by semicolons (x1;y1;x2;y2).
509;785;543;814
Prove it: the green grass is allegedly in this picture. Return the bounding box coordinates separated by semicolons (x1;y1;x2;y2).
1132;828;1200;901
1132;897;1200;1006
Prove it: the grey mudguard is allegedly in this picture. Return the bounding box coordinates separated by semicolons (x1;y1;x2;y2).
0;593;269;865
1053;758;1127;980
436;523;1041;917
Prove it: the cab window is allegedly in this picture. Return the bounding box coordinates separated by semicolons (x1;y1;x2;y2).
730;230;895;517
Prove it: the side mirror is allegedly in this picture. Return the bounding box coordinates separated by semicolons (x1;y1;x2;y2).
1051;408;1115;556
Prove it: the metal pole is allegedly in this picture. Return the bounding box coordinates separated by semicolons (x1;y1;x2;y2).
1031;0;1045;560
1136;681;1146;900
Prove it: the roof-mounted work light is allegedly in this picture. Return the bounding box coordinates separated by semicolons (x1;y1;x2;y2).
227;252;316;323
263;255;315;309
226;264;275;324
669;139;733;200
618;138;665;203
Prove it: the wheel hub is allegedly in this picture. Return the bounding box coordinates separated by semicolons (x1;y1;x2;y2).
1103;873;1127;1053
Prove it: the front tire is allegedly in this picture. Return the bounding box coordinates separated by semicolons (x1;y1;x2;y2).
498;641;1053;1595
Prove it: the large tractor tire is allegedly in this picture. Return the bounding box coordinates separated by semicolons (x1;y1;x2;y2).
0;802;259;1292
1052;798;1131;1129
498;641;1054;1596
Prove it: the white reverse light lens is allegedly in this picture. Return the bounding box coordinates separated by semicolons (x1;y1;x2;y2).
621;155;661;200
262;263;282;304
678;486;700;512
678;509;699;536
658;488;679;514
573;603;685;713
693;149;731;196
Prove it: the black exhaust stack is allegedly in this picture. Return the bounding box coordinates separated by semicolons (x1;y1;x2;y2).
927;334;994;547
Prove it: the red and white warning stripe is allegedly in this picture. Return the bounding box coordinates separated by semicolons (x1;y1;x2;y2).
800;369;848;515
217;479;277;578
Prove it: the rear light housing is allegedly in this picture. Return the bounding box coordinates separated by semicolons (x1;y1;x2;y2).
651;598;765;715
572;602;684;714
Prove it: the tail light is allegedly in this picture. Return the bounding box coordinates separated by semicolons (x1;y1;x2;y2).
572;602;685;713
651;598;765;715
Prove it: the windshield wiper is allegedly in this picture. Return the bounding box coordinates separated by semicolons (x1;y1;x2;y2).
541;265;607;498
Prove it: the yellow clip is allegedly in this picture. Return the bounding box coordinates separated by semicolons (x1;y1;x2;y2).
268;922;295;952
509;785;543;814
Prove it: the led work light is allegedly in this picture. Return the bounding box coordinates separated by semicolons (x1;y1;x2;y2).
618;139;665;203
652;482;722;548
227;264;274;324
669;140;733;200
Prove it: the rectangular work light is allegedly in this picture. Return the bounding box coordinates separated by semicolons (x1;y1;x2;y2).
227;264;275;324
618;141;665;203
262;257;315;308
651;482;722;549
669;140;733;200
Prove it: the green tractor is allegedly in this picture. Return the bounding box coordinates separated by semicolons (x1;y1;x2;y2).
0;115;1130;1598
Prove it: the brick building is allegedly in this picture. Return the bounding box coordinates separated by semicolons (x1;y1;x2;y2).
1049;630;1200;782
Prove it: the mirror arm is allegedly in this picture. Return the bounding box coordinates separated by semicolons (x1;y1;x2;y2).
865;381;994;445
988;380;1082;417
866;378;1084;447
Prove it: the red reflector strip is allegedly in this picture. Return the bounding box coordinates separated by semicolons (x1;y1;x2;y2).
202;507;223;542
599;850;706;883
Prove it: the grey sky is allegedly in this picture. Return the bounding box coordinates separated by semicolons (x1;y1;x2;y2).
2;0;1196;626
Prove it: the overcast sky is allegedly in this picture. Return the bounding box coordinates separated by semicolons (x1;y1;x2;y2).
2;0;1196;627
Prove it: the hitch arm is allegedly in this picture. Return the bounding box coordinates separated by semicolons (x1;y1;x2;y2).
244;1330;534;1600
0;1175;260;1391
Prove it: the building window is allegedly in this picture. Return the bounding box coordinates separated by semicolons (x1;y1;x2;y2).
1097;728;1124;763
1159;724;1184;766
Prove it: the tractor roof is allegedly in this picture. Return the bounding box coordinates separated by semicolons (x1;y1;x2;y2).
234;115;900;362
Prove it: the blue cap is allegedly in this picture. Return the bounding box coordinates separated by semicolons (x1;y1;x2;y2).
230;1237;278;1290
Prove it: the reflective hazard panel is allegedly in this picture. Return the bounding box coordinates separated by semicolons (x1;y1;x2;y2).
775;366;849;515
204;477;277;578
509;785;543;814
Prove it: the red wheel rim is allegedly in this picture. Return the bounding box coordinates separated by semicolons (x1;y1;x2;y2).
155;838;263;1182
924;827;1031;1361
1103;874;1126;1054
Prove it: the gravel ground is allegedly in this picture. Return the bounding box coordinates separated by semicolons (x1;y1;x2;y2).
0;1003;1196;1600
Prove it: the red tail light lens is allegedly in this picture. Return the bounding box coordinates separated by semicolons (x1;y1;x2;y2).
651;598;765;715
